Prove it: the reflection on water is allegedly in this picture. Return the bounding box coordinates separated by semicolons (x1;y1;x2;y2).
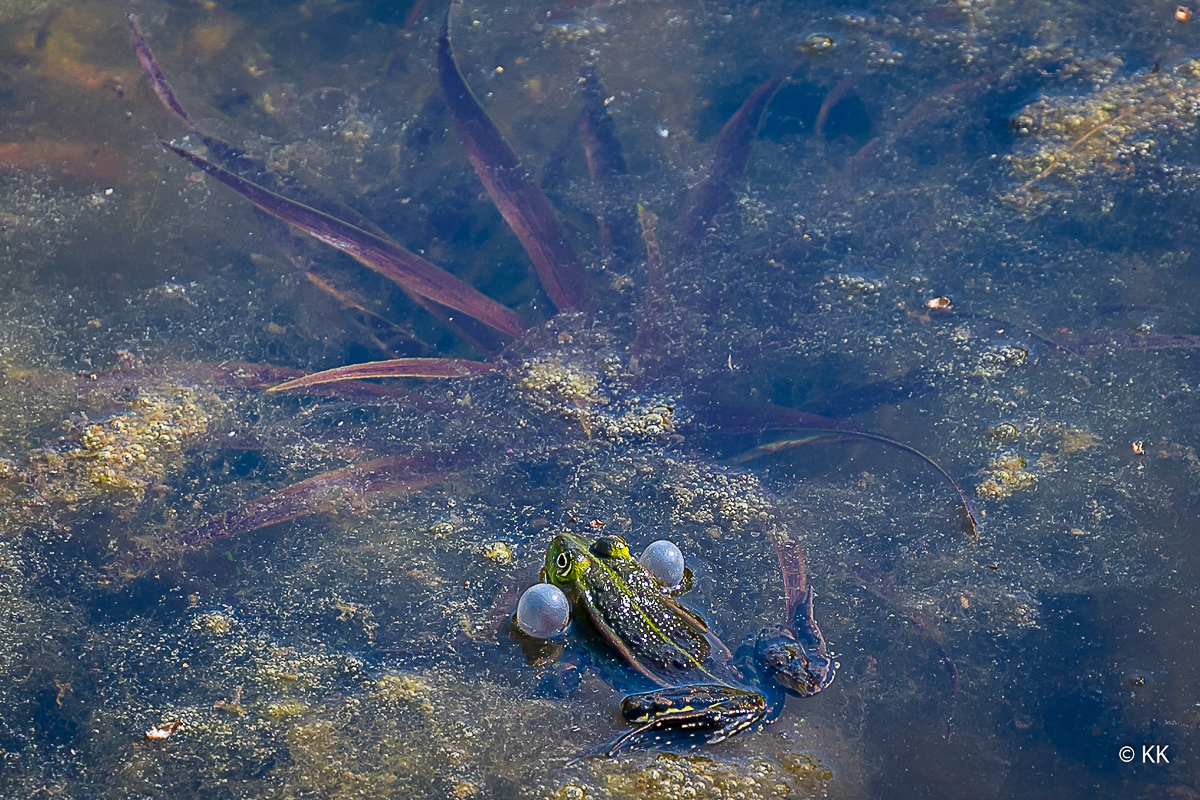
0;0;1197;797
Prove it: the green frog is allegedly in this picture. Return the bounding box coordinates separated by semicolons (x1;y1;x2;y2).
541;531;835;756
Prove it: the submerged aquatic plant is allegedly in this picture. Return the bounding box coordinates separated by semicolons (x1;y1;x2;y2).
117;10;977;573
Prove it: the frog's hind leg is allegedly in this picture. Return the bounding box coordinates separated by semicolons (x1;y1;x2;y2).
575;710;742;761
566;718;674;763
570;685;767;760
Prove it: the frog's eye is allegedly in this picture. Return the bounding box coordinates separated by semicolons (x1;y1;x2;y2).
554;551;571;575
594;535;629;559
590;537;618;558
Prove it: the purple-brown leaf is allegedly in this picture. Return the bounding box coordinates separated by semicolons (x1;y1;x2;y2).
438;19;586;311
162;143;526;339
268;358;497;392
677;76;782;243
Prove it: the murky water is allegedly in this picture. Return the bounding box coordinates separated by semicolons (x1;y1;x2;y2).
0;0;1196;798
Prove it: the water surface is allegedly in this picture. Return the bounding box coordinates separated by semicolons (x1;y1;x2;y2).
0;0;1196;798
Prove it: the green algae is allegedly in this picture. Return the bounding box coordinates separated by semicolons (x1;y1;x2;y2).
21;385;226;511
595;752;828;800
1008;58;1200;208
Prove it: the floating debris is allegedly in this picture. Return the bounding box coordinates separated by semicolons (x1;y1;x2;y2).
144;719;183;740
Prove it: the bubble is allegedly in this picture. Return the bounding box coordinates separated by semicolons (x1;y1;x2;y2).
640;539;685;587
515;583;570;639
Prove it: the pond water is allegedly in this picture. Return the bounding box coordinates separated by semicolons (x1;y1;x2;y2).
0;0;1196;798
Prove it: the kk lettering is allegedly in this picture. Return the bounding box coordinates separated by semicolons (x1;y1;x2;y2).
1142;745;1170;764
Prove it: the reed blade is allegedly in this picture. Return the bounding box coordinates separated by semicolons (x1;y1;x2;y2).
127;13;193;126
676;76;782;242
162;142;526;339
735;427;979;541
852;561;960;740
76;361;421;400
437;17;586;311
112;452;476;577
578;66;638;266
631;205;666;362
692;402;978;539
269;358;496;392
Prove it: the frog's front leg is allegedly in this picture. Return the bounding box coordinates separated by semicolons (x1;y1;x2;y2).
590;685;767;757
756;586;836;698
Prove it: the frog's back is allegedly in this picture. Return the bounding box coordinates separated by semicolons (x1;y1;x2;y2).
579;552;731;687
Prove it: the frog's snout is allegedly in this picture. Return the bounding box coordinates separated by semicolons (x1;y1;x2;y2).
755;629;837;698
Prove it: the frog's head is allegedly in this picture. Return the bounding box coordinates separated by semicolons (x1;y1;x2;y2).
542;531;633;596
755;586;837;697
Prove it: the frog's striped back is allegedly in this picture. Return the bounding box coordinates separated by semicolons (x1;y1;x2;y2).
546;531;740;688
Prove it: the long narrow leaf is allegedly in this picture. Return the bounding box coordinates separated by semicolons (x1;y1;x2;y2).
852;561;960;739
163;143;526;339
112;452;476;577
676;76;782;243
579;67;638;266
78;361;420;400
734;430;979;540
690;400;978;539
438;18;586;311
632;205;666;363
268;357;497;392
127;13;194;126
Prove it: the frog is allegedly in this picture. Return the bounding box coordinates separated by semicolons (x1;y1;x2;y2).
540;530;835;757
